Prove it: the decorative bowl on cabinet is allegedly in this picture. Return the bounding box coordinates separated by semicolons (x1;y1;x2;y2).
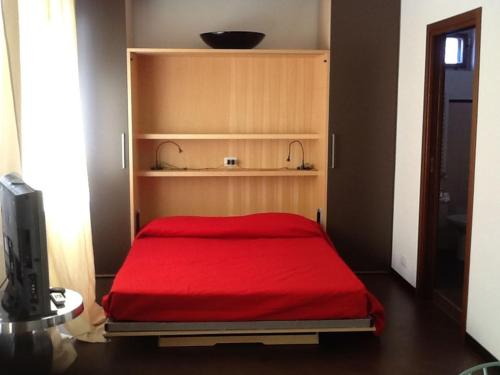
200;31;265;49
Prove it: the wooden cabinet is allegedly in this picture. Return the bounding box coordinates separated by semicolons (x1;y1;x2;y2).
76;0;131;274
327;0;399;271
127;49;330;238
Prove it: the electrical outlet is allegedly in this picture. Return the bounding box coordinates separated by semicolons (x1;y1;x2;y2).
224;157;238;168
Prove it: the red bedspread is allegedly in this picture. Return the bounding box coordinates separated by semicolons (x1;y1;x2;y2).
102;213;384;334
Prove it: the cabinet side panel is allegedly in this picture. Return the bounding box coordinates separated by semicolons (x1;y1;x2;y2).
129;53;140;239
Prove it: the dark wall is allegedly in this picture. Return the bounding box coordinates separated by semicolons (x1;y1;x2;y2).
327;0;400;271
75;0;130;274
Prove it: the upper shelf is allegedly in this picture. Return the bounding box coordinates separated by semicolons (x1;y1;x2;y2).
134;133;321;140
128;48;330;57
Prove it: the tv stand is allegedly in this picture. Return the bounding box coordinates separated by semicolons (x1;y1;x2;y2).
0;289;83;374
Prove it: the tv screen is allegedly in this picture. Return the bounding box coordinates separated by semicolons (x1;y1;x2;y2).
0;173;52;318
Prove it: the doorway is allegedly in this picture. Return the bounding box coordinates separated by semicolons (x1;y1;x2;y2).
417;8;481;329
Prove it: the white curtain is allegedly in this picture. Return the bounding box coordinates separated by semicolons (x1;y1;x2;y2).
0;0;21;282
17;0;105;342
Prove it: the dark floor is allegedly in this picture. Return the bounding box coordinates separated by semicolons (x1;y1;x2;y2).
65;274;495;375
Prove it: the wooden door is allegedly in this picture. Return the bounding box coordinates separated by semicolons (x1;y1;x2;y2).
417;8;482;330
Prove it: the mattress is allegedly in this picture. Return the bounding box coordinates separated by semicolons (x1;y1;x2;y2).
102;213;384;334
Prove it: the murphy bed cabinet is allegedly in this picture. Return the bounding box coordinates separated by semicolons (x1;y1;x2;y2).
127;49;330;239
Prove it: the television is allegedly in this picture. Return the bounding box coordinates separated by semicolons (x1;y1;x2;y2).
0;173;52;318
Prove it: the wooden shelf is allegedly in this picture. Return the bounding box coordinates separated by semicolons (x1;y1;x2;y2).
137;169;319;177
134;133;321;140
129;48;329;56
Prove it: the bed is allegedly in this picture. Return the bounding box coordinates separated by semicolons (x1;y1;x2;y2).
103;213;384;346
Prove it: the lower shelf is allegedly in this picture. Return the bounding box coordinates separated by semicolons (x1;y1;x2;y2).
137;169;319;177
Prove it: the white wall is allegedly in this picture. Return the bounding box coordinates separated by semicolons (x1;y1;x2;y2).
129;0;328;49
393;0;500;359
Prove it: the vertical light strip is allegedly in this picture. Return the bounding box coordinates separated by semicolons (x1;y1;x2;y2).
121;132;126;169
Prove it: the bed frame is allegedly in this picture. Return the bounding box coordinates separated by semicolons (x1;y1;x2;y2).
115;49;377;347
105;318;375;347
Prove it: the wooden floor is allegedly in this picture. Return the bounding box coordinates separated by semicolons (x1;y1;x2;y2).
65;274;496;375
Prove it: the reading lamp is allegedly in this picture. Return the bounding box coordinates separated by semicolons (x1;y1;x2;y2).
286;140;313;170
152;140;183;170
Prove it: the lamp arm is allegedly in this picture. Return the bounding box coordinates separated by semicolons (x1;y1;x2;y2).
287;140;305;169
155;141;183;170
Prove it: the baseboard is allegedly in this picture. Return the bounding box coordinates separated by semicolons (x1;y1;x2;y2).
390;269;417;294
433;290;461;323
96;274;116;278
354;270;391;275
466;334;499;362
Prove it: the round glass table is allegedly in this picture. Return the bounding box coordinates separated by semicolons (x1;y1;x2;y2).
0;289;84;374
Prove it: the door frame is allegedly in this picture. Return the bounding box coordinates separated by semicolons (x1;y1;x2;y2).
416;8;481;332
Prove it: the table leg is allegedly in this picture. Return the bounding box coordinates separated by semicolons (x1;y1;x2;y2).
0;330;53;374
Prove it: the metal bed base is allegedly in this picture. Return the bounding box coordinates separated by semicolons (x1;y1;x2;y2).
105;318;375;347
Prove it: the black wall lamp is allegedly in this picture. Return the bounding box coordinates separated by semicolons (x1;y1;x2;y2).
152;140;183;170
286;140;314;170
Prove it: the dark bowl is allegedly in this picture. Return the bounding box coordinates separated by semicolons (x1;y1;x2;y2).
200;31;265;49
